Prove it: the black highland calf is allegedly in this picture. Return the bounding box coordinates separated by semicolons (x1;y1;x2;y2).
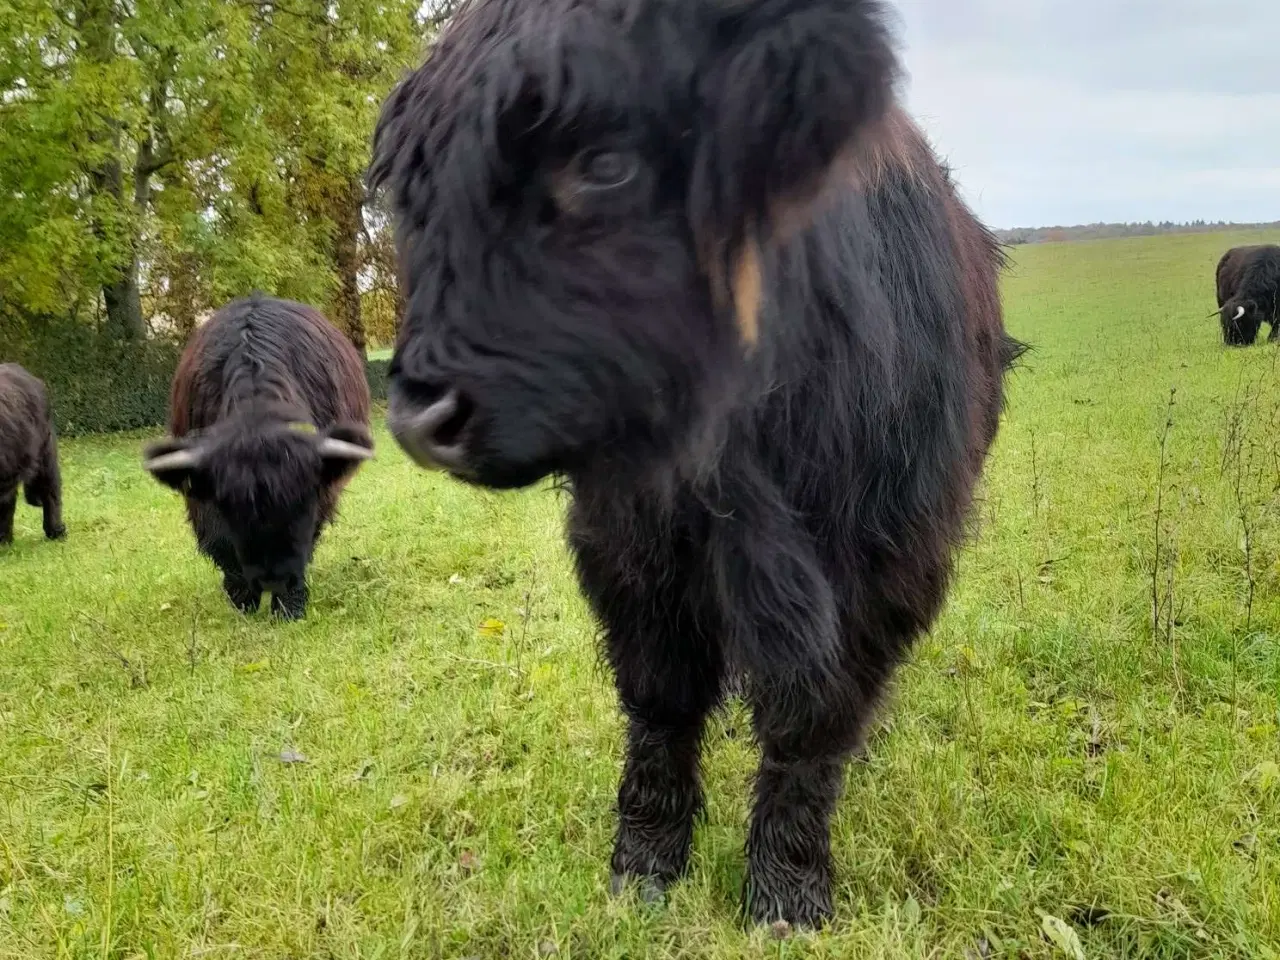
0;364;65;545
372;0;1025;926
143;295;374;619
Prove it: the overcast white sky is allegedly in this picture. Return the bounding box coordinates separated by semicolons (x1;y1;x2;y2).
890;0;1280;228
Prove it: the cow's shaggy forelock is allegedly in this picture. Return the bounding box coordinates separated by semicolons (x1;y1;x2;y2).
151;411;327;581
179;410;332;517
372;1;713;482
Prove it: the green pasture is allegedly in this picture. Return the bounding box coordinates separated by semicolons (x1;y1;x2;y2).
3;229;1280;958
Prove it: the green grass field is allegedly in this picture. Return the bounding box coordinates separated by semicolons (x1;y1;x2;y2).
4;229;1280;958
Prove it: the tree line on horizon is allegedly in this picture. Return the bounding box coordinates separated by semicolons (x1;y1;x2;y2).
995;220;1280;246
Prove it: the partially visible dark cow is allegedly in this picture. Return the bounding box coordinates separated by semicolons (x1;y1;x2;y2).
1216;244;1280;346
0;363;65;544
372;0;1024;926
143;295;374;619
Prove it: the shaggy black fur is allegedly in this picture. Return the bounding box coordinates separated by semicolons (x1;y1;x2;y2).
372;0;1025;926
0;363;65;544
142;295;374;619
1216;244;1280;346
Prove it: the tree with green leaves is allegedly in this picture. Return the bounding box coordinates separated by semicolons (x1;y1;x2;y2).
1;0;431;353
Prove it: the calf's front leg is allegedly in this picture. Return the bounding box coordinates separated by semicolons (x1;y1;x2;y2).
610;712;709;901
706;500;859;927
593;593;727;901
743;716;852;927
577;537;726;901
605;607;726;901
741;646;903;926
222;572;261;613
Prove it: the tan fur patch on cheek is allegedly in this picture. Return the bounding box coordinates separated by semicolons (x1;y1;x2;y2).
733;242;762;346
547;168;585;216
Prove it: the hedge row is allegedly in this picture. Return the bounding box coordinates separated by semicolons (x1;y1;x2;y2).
5;325;392;438
364;358;391;405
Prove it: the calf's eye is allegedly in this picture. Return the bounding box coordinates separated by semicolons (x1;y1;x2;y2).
578;149;637;189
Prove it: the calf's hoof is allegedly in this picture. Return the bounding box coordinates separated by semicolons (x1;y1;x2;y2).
609;820;691;905
270;590;307;621
223;577;261;614
609;872;667;906
45;524;66;541
744;871;834;929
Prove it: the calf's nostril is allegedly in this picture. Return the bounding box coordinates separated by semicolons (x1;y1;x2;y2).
399;388;473;451
389;378;477;472
430;391;473;449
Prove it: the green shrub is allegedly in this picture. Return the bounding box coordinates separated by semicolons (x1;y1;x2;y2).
5;323;181;437
6;324;391;437
49;345;180;436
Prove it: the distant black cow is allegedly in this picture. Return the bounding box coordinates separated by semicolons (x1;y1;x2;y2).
1216;244;1280;345
0;363;65;545
143;295;374;619
372;0;1024;926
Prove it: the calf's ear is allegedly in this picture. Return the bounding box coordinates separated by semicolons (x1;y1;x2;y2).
317;424;374;484
142;438;205;494
690;0;897;251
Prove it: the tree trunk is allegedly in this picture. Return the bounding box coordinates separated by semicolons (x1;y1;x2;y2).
168;250;201;340
78;0;145;341
331;176;367;357
101;267;144;340
393;274;406;335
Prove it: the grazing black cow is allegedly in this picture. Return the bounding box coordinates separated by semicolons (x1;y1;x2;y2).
372;0;1024;925
143;295;374;619
0;363;65;544
1215;244;1280;346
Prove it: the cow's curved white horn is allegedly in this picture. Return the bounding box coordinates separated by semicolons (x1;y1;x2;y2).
317;438;374;461
143;449;202;473
1233;305;1246;320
